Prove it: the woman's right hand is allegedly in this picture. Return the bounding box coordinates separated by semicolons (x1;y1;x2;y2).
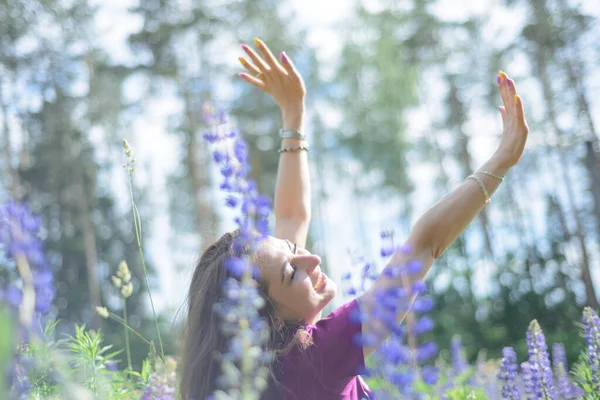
494;71;529;168
238;38;306;129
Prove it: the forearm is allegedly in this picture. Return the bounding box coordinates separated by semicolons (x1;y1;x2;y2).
274;109;311;220
407;154;511;259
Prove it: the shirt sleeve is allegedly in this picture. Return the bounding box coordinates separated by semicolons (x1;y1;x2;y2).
304;299;366;383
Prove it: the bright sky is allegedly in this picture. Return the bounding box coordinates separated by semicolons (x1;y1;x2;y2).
91;0;600;320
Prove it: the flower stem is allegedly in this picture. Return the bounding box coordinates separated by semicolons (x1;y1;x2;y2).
123;299;132;370
107;311;152;345
127;171;165;359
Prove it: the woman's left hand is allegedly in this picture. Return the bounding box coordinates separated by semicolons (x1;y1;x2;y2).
238;38;306;120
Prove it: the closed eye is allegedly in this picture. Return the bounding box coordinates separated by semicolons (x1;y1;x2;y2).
289;264;297;286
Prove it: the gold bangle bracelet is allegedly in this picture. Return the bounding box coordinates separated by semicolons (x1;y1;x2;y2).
474;170;504;181
467;174;491;204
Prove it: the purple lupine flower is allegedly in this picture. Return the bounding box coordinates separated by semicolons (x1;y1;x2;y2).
552;343;583;399
498;347;520;400
525;320;556;399
0;201;55;317
355;231;438;398
583;307;600;394
203;108;272;398
142;358;177;400
450;336;468;375
521;361;535;399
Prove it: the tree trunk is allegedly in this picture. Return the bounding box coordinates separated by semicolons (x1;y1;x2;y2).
535;52;599;309
0;79;21;200
68;133;102;328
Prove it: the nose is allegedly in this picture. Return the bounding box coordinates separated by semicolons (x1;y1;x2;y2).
292;254;321;275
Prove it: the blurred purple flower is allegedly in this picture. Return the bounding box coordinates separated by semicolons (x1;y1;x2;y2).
583;307;600;394
0;201;55;316
451;336;468;375
412;316;434;335
498;347;520;400
203;107;272;398
552;343;582;399
142;360;177;400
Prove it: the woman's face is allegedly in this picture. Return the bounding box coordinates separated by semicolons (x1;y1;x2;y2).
258;236;336;325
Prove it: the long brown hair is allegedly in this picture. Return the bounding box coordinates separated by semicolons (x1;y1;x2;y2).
178;230;311;400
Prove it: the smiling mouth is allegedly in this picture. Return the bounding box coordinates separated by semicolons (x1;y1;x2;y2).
313;273;326;291
313;274;322;290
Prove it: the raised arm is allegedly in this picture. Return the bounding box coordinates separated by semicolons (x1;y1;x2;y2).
238;39;310;247
359;72;529;356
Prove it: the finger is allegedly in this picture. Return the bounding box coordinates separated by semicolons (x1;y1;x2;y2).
238;72;267;90
280;51;301;80
514;94;526;124
505;76;517;114
498;105;507;123
254;38;284;72
238;57;261;76
241;44;270;72
497;71;510;110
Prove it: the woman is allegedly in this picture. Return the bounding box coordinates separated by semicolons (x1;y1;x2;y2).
179;38;529;400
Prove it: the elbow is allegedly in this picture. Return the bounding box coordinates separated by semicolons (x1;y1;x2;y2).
275;208;311;222
275;211;311;226
431;245;444;260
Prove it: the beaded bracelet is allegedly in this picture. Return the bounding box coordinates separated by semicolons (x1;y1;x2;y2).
475;170;504;181
278;145;309;154
467;174;491;204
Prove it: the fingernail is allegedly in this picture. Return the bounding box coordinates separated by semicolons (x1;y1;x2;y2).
254;37;261;47
281;52;289;63
238;72;245;78
507;79;511;88
499;71;506;82
514;94;520;102
498;106;502;112
238;57;246;66
241;44;249;51
496;75;501;85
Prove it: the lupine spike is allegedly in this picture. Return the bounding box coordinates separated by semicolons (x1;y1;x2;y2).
525;320;557;399
203;106;272;399
583;307;600;395
498;347;520;400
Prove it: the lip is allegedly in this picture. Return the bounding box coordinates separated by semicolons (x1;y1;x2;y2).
314;273;327;292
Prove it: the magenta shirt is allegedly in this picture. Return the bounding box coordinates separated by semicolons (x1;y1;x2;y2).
280;299;371;399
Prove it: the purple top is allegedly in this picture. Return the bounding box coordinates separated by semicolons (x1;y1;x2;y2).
281;299;371;399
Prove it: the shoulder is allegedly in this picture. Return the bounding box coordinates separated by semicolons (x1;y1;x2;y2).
306;299;363;348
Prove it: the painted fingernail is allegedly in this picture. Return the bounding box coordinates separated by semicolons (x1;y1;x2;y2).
515;94;520;102
499;71;506;82
507;79;511;88
498;106;502;112
497;75;501;85
254;37;262;47
241;44;249;52
281;52;289;63
238;72;245;78
238;57;246;66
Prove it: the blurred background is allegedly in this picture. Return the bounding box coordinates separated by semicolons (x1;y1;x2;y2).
1;0;599;369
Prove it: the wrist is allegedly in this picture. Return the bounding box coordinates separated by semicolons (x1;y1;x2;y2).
484;154;513;176
281;107;305;131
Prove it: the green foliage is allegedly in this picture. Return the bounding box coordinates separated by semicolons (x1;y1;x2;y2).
0;306;13;395
571;352;600;400
65;325;123;395
443;386;487;400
